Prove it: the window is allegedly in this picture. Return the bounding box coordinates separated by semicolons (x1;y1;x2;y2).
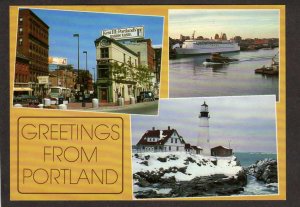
169;146;171;151
100;48;109;58
98;64;109;78
171;138;173;143
177;146;179;151
175;139;177;144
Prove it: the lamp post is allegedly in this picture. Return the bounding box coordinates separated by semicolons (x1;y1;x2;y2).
83;51;88;107
73;34;79;86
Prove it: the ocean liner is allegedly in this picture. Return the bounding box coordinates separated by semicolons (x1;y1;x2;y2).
175;39;240;55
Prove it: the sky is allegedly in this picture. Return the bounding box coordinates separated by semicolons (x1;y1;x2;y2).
27;8;164;77
131;95;277;153
169;9;279;39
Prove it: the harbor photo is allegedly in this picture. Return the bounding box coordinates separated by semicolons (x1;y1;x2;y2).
131;96;278;198
13;8;163;115
169;9;280;99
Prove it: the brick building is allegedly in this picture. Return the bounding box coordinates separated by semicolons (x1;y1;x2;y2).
15;52;29;83
17;9;49;83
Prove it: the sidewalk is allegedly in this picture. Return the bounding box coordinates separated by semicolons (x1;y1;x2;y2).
67;101;131;110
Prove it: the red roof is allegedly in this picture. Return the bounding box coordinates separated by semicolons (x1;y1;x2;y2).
137;128;185;146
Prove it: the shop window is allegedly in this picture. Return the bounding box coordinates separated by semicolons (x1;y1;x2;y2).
98;64;109;78
100;48;109;58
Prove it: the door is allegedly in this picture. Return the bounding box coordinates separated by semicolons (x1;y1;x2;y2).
100;87;108;103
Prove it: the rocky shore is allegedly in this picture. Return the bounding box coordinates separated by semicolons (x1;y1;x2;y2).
245;158;278;184
133;152;247;198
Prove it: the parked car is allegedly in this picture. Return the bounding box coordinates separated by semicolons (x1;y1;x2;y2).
137;91;155;102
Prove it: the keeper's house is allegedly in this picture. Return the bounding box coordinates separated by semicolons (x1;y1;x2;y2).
136;126;186;152
136;126;202;154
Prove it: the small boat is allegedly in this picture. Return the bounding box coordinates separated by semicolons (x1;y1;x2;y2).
255;65;278;76
255;53;279;76
203;53;238;65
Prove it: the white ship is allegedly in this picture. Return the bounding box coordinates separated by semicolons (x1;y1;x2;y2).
175;39;240;55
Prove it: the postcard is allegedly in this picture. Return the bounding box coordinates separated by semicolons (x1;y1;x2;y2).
2;4;286;206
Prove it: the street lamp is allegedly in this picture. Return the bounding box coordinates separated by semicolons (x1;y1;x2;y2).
83;51;88;107
73;33;84;106
92;67;96;96
73;34;79;86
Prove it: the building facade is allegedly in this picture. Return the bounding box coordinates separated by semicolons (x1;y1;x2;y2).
15;52;30;84
17;9;49;83
95;36;147;103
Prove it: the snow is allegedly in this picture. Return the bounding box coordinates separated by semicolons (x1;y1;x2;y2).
133;152;242;182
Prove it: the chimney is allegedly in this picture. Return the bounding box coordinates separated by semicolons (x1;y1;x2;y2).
168;126;170;130
152;127;155;130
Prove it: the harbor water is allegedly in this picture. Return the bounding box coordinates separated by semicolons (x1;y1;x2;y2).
169;48;279;99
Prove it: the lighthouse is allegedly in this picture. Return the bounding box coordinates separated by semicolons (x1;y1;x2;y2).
197;101;210;155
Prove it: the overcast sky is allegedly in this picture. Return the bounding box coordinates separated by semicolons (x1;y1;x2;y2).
131;95;277;153
169;9;279;39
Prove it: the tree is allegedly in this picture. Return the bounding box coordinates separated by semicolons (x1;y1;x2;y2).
109;60;154;98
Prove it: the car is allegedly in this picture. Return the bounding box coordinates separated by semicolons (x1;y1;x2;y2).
137;91;155;102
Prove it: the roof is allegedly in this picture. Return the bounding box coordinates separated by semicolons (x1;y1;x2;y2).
201;101;208;107
137;128;185;146
211;145;232;150
94;36;138;57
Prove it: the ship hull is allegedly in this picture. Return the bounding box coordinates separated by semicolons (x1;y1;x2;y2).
175;47;240;55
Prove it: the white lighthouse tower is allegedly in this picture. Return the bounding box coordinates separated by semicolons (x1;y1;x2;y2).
197;101;210;155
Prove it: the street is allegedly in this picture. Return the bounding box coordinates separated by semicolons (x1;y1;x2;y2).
85;101;159;115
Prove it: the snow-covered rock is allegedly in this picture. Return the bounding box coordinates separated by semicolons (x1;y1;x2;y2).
133;152;247;198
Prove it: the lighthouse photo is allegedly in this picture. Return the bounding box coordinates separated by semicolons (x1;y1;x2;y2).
198;101;210;155
131;96;278;198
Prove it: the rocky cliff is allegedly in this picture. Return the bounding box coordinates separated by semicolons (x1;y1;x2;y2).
246;158;278;184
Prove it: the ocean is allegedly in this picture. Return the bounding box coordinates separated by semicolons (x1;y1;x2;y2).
169;48;279;99
234;152;277;167
234;152;278;196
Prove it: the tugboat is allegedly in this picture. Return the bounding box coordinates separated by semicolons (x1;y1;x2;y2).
255;53;279;76
203;53;238;65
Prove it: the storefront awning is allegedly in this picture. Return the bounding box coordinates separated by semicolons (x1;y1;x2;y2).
13;87;33;91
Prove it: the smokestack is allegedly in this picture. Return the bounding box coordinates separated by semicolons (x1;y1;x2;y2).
168;126;170;130
152;127;155;130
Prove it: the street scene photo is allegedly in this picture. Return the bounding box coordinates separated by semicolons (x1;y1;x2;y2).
169;9;280;99
131;96;278;198
13;9;163;115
